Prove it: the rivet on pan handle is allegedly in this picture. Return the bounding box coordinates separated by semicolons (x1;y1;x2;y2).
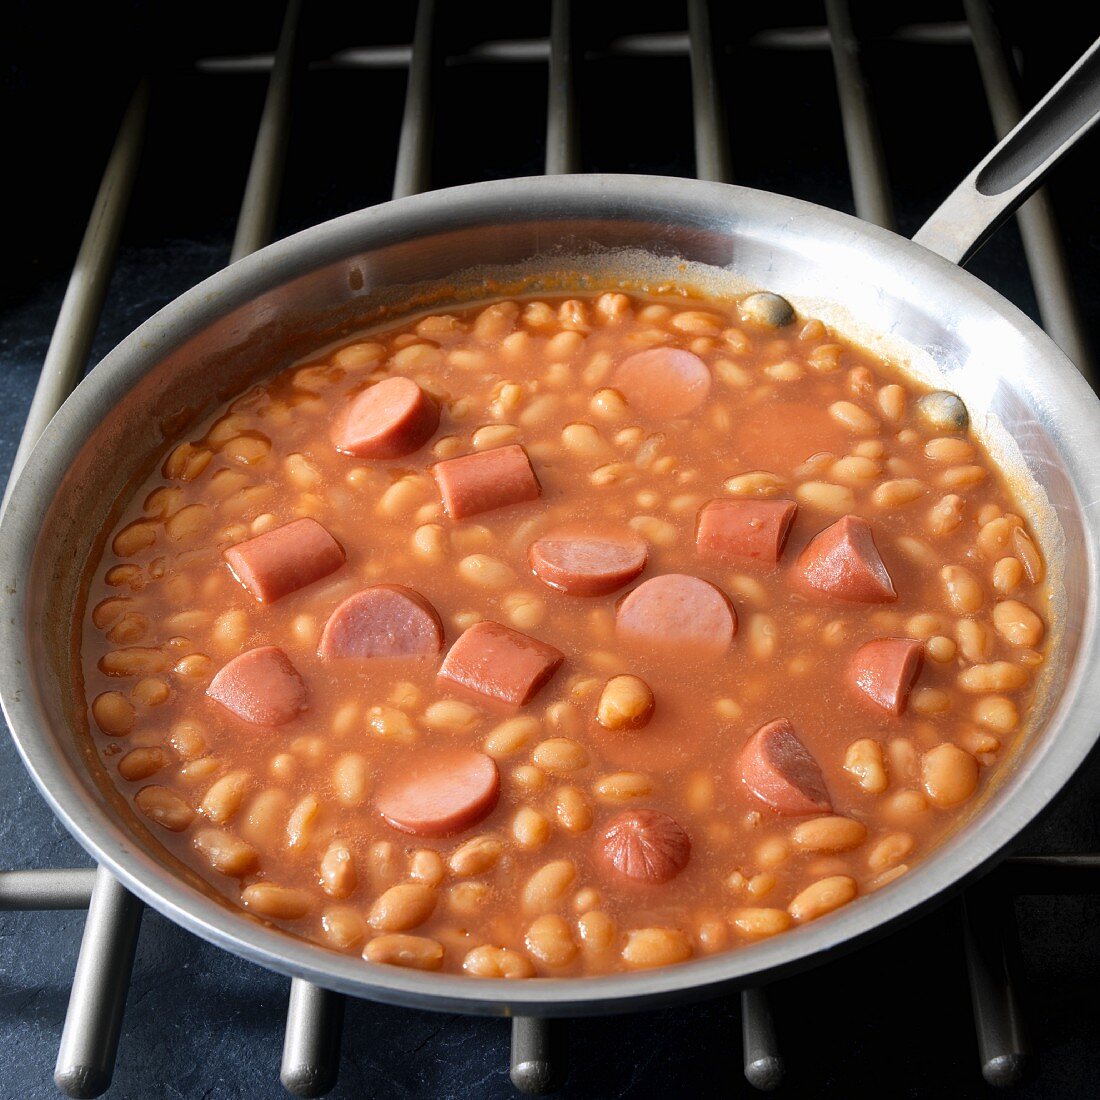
912;35;1100;266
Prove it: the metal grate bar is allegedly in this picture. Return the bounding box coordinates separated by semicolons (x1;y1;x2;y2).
393;0;437;200
280;978;346;1098
824;0;895;228
545;0;579;174
0;868;96;911
54;870;145;1098
964;0;1095;381
741;987;784;1091
687;0;733;183
510;1017;563;1095
1;80;149;509
963;888;1029;1087
230;0;303;263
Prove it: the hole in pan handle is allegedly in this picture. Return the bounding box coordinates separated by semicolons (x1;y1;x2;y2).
912;34;1100;267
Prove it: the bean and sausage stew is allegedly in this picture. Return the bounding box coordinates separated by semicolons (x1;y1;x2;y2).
80;289;1050;977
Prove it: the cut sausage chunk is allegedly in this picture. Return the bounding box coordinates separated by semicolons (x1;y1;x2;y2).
437;620;564;707
597;809;691;884
528;524;648;596
318;585;443;659
793;514;897;603
332;376;439;459
611;348;712;418
695;498;797;565
224;518;345;604
206;646;306;727
616;574;736;657
376;749;500;838
849;638;924;716
737;718;831;815
432;444;540;520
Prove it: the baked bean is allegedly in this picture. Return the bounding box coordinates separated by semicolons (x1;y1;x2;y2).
513;807;551;849
577;911;617;954
241;789;290;848
369;883;436;932
200;771;250;824
483;716;541;758
135;786;194;831
117;747;170;781
532;738;589;774
522;859;576;913
921;744;979;807
554;786;593;833
956;619;993;664
365;934;446;971
99;647;169;677
367;706;418;744
333;753;369;806
867;833;914;873
241;883;311;920
957;662;1028;693
829;401;879;433
796;481;855;514
502;592;546;630
449;836;503;876
423;699;482;734
596;675;655;731
193;828;258;877
525;915;578;967
872;479;925;509
322;907;367;951
941;565;984;613
844;739;888;794
723;471;787;497
993;600;1045;647
593;772;653;803
462;945;536;979
788;876;858;922
731;908;792;939
973;696;1019;733
512;766;548;794
621;928;692;969
320;842;357;899
92;691;135;736
791;817;867;852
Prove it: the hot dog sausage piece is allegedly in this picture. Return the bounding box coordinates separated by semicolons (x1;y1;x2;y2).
849;638;924;716
528;525;648;596
695;498;797;565
376;749;500;838
737;717;831;815
616;574;737;657
432;444;540;520
597;809;691;884
206;646;306;727
224;518;345;603
318;585;443;659
437;620;564;707
332;376;439;459
793;514;897;603
611;348;712;418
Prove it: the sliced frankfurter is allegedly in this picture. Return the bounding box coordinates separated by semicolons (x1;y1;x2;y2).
849;637;924;716
432;444;541;520
206;646;306;727
318;585;443;659
437;620;564;708
611;348;712;418
376;748;500;838
597;809;691;884
793;514;897;603
737;717;831;815
224;517;345;604
528;524;648;596
616;574;736;657
695;498;797;565
332;376;439;459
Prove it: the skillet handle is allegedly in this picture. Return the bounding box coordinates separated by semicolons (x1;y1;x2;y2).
912;35;1100;266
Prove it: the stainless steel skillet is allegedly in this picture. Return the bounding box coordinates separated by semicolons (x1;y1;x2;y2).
1;40;1099;1019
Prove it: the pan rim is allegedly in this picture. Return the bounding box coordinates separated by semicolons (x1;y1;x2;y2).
2;173;1098;1015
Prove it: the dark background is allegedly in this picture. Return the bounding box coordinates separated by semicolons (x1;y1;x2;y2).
2;2;1099;1097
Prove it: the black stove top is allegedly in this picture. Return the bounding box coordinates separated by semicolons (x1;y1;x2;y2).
2;2;1099;1096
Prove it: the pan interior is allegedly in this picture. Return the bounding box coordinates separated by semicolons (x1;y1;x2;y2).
5;178;1095;1014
